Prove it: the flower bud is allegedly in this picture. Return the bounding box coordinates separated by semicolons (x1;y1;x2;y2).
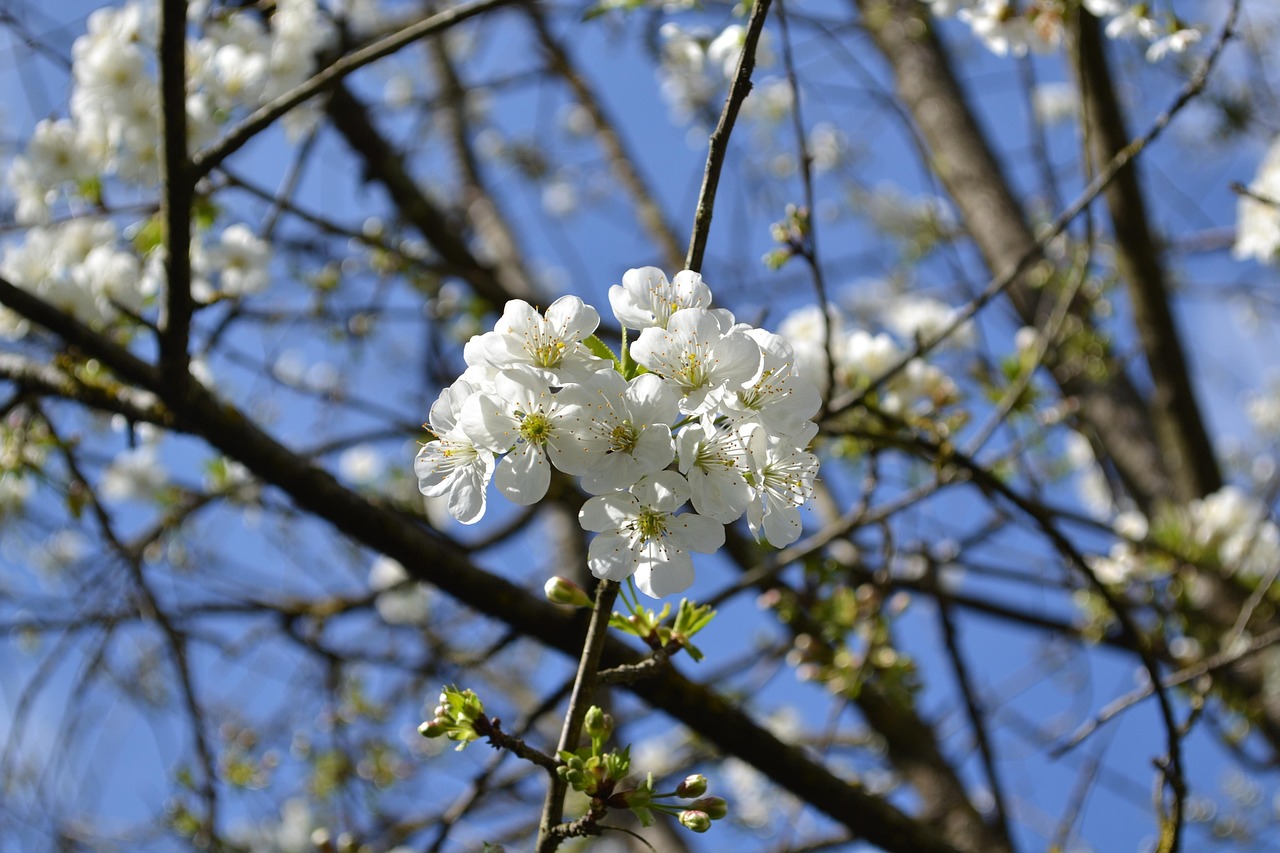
418;719;446;738
676;774;708;798
689;796;728;820
679;810;712;833
544;576;591;608
584;706;613;741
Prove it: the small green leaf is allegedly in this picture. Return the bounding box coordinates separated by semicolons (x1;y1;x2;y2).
584;334;620;367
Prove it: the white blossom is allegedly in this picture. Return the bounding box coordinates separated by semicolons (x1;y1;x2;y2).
630;307;763;416
466;296;608;384
779;303;844;396
609;266;712;331
578;471;724;598
555;372;678;494
881;295;975;349
1105;8;1159;41
721;328;821;437
1234;138;1280;264
677;421;753;523
1146;27;1202;63
960;1;1037;57
457;366;583;505
416;378;497;524
369;556;431;626
101;445;168;502
201;224;271;297
744;424;819;547
1032;83;1079;125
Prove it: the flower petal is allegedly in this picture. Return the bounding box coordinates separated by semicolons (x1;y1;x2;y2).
495;444;550;505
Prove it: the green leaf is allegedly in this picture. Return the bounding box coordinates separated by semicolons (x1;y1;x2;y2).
584;334;620;368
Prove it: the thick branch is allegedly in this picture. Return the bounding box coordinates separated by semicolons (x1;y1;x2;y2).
159;0;192;388
325;82;537;307
852;0;1172;511
1071;10;1221;503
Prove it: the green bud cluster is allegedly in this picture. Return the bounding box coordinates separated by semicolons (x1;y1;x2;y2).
609;595;717;662
550;706;728;835
417;686;486;751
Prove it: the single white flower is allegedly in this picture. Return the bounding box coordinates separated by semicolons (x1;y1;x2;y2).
578;470;724;598
1146;26;1201;62
923;0;976;17
630;307;763;416
1235;137;1280;264
416;378;496;524
778;304;845;396
554;371;678;494
25;118;95;187
960;0;1036;57
467;296;608;384
676;420;752;523
457;366;583;505
721;328;821;437
881;295;974;349
339;444;383;486
1082;0;1126;17
1032;82;1079;125
202;224;271;297
609;267;712;331
707;24;772;79
744;425;819;547
1105;8;1158;41
101;445;168;502
842;329;903;387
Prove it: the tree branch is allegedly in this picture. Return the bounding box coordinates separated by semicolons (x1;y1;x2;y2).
189;0;519;180
685;0;774;272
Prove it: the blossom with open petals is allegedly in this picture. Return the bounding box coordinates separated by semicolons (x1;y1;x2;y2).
744;424;819;547
579;471;724;598
457;366;583;505
466;295;608;384
609;266;711;330
415;378;496;524
630;307;762;416
555;371;678;494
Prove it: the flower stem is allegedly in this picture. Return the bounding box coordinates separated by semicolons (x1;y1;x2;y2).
535;579;619;852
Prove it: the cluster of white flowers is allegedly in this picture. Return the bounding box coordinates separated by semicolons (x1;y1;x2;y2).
1235;137;1280;265
8;0;333;221
0;219;152;337
2;0;320;334
1182;487;1280;580
959;0;1064;57
925;0;1201;63
1089;486;1280;585
415;267;822;598
777;302;961;415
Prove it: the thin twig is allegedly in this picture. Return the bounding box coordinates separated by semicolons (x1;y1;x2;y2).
935;571;1015;850
535;580;619;853
775;0;836;416
1054;623;1280;757
685;0;774;272
190;0;518;180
